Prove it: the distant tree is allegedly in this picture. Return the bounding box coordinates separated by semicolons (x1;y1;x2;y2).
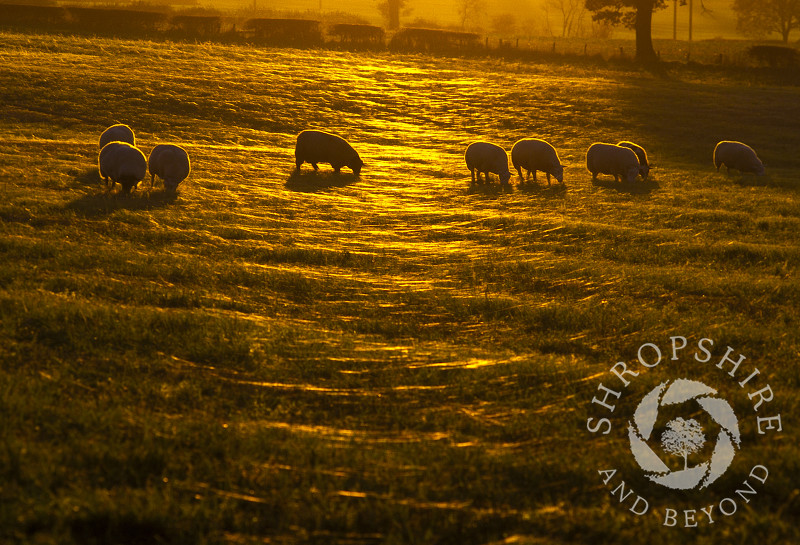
491;13;516;36
585;0;668;63
377;0;411;30
660;417;706;470
456;0;487;31
732;0;800;43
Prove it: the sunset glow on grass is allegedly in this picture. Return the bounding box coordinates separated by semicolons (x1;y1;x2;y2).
1;29;799;544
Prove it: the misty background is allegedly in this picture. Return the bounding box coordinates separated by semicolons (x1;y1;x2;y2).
197;0;740;40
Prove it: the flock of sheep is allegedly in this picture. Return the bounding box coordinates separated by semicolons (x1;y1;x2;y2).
97;123;191;194
293;129;766;187
96;125;765;195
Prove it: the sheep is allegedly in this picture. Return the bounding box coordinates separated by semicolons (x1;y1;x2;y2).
98;142;147;194
713;141;765;175
148;144;191;192
99;123;135;149
511;138;564;185
617;140;650;180
586;143;640;184
295;130;363;175
465;141;511;185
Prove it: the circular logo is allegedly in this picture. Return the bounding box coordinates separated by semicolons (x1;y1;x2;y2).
627;378;741;490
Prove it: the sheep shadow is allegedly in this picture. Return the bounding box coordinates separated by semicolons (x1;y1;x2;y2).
74;167;103;187
285;169;359;193
723;172;799;191
467;180;514;197
516;180;568;196
66;189;177;217
591;176;660;195
73;165;156;193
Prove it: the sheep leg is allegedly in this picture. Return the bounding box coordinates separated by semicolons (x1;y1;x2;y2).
545;173;551;186
532;170;537;182
470;169;476;184
515;166;523;179
312;162;319;171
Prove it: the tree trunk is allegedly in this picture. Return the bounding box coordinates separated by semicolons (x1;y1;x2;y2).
635;0;659;64
388;0;400;30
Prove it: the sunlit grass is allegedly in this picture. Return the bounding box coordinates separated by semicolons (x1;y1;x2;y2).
0;30;799;544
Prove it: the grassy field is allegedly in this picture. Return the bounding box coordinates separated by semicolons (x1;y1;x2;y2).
1;31;799;544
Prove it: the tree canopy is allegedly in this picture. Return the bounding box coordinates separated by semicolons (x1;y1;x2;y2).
661;417;706;470
585;0;668;63
733;0;800;42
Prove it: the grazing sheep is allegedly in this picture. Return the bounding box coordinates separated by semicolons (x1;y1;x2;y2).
617;141;650;180
586;143;640;184
713;141;765;175
511;138;564;185
295;130;363;175
148;144;191;192
99;123;135;149
465;141;511;185
98;142;147;194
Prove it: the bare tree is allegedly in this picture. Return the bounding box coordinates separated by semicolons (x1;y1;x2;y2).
732;0;800;43
660;417;706;470
545;0;588;37
456;0;487;31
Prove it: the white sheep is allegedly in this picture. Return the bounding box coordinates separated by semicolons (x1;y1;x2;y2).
148;144;191;192
713;141;765;175
99;123;135;149
98;142;147;194
511;138;564;185
465;141;511;185
586;143;640;184
617;141;650;180
295;130;363;175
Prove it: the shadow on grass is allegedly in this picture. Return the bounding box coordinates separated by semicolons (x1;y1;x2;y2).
285;169;359;192
724;172;800;191
68;167;177;216
75;167;103;187
591;177;660;195
68;512;177;545
466;181;513;197
516;180;568;197
66;190;177;217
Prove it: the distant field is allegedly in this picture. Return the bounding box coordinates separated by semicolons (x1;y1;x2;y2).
1;31;799;544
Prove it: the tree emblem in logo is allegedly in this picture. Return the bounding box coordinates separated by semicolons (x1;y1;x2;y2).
628;379;741;490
